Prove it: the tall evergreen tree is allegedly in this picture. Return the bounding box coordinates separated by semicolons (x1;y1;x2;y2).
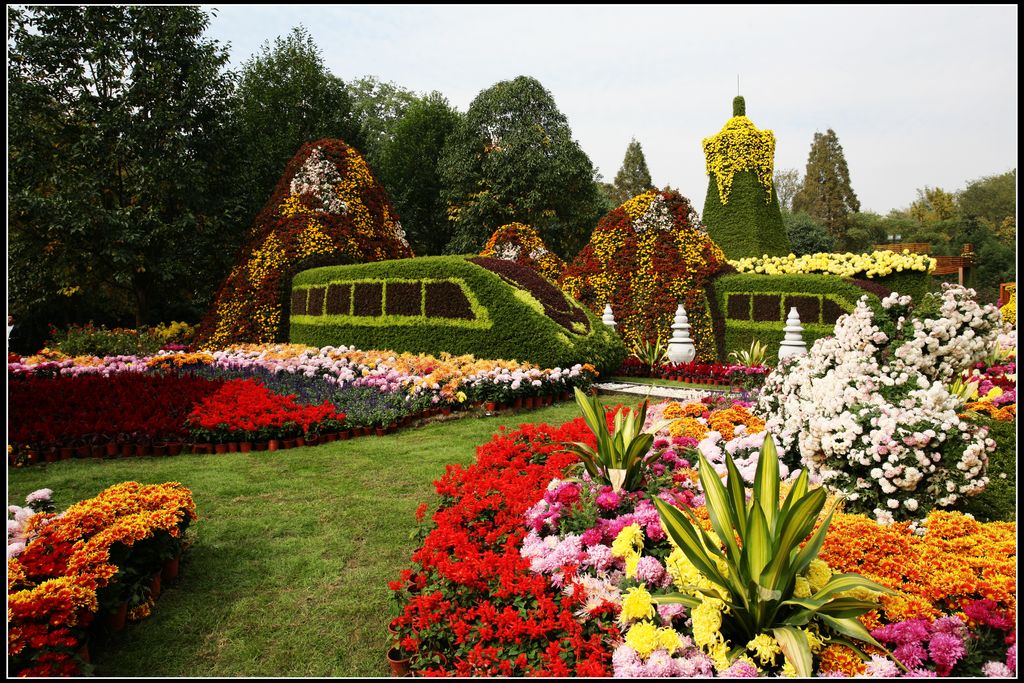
232;26;362;224
377;92;461;255
8;5;238;350
792;129;860;240
439;75;605;259
611;137;654;204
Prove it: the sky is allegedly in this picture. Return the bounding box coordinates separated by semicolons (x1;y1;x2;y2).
203;4;1018;215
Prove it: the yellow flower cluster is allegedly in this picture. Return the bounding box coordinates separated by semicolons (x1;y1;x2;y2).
619;584;656;625
729;250;936;278
296;219;335;259
611;523;645;577
480;222;566;281
1000;283;1015;326
624;620;682;658
664;402;765;441
278;193;318;219
247;234;287;285
146;352;216;371
702;116;776;204
620;191;657;221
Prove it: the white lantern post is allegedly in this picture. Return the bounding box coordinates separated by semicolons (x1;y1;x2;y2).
778;307;808;361
667;304;696;364
601;304;617;330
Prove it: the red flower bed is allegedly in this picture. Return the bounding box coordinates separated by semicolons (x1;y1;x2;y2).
185;378;345;442
389;418;621;676
8;374;224;450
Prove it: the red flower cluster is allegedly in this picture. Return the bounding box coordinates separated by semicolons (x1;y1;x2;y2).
618;357;769;385
8;482;197;677
8;374;223;450
185;378;345;442
389;419;621;676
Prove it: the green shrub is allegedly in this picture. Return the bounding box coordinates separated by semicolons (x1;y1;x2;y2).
711;273;887;364
954;417;1015;522
289;256;627;373
45;322;195;357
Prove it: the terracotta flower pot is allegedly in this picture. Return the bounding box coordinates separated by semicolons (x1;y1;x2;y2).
162;553;181;582
304;435;318;446
149;572;162;600
75;445;91;458
214;443;228;454
239;442;253;453
295;436;306;447
46;450;60;463
338;430;351;441
166;442;182;456
283;438;297;449
151;444;167;456
387;648;412;677
105;600;129;631
485;401;497;412
121;443;134;457
512;398;523;410
374;427;386;437
59;447;74;460
267;439;281;452
254;441;267;451
135;444;151;456
105;442;119;457
91;444;106;459
227;441;239;453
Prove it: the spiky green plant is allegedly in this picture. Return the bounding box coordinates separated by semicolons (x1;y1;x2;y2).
560;387;671;492
650;435;898;676
728;338;769;367
630;335;669;368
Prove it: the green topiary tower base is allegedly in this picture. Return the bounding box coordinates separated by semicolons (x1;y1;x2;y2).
701;96;791;260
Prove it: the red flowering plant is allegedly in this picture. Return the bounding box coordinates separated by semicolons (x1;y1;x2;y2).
8;482;197;677
196;139;413;347
184;378;345;443
561;189;728;363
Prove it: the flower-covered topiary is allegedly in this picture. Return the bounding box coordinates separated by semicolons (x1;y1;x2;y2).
560;189;727;362
701;96;790;259
758;284;1005;523
196;139;413;347
480;222;566;282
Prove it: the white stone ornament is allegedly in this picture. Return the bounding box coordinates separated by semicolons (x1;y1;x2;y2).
601;304;617;329
778;306;808;361
667;304;696;364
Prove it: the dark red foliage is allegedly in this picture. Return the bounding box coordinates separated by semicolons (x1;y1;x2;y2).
8;374;224;448
470;257;590;333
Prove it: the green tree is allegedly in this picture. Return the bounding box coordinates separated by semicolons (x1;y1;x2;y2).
376;92;461;255
8;5;238;349
782;211;836;255
233;25;361;223
792;129;860;241
439;75;605;259
346;75;418;167
958;169;1016;245
610;137;654;204
773;168;801;211
909;186;958;223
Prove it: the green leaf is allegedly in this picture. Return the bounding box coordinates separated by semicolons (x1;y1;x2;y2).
652;497;730;591
773;626;813;678
811;573;896;602
696;450;742;567
649;592;701;608
754;434;780;531
818;614;885;649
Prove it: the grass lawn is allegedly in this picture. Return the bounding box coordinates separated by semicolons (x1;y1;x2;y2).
6;396;628;677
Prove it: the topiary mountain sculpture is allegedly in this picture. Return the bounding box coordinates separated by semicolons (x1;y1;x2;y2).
196;139;412;346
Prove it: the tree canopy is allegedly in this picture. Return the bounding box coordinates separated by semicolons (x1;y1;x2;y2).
439;75;605;259
792;129;860;240
610;138;654;205
232;25;362;223
377;92;462;255
8;5;238;349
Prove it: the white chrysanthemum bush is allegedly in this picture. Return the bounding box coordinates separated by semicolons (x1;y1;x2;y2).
757;284;1004;523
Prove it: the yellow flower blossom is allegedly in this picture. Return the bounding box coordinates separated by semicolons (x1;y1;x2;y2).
619;584;656;625
746;633;782;666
